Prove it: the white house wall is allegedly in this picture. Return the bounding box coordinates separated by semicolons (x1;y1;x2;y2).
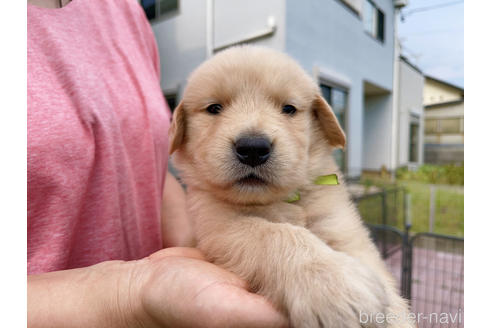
151;0;397;178
285;0;395;177
151;0;209;96
152;0;286;97
363;94;393;170
398;59;424;166
213;0;286;51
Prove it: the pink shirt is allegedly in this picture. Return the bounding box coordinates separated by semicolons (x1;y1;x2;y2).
28;0;170;274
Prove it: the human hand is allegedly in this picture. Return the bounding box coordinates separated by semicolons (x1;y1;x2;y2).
124;247;288;328
28;247;287;328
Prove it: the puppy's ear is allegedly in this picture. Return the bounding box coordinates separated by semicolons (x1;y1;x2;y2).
169;101;186;154
312;94;346;149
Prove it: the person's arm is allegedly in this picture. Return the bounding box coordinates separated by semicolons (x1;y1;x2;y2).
28;247;288;328
28;260;132;328
161;170;194;247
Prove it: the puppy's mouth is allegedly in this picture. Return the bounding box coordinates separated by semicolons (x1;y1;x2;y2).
236;173;267;186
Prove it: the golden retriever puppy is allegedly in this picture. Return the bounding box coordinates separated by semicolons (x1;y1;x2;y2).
169;46;414;328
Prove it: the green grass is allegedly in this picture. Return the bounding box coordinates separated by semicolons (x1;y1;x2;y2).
357;179;464;237
434;187;464;236
399;181;463;237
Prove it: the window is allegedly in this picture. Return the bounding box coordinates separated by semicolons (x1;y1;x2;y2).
140;0;178;22
425;117;463;134
440;118;461;134
320;84;348;171
409;122;419;163
425;119;438;134
363;0;384;42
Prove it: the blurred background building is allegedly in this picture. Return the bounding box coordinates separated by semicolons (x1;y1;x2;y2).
423;76;464;164
139;1;464;323
140;0;428;179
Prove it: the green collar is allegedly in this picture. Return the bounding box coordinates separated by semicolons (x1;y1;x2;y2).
285;174;339;203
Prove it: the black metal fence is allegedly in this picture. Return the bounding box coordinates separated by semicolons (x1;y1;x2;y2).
368;224;410;298
409;233;464;328
354;187;407;229
354;189;464;327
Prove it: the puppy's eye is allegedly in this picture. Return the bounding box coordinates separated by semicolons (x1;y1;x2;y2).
206;103;222;115
282;104;297;115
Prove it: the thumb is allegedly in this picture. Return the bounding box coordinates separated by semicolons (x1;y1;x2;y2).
208;284;289;328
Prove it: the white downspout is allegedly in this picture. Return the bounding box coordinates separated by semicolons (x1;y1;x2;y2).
206;0;214;58
390;7;401;180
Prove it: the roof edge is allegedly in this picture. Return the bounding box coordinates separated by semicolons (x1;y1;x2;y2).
425;99;464;109
399;55;423;74
425;75;464;92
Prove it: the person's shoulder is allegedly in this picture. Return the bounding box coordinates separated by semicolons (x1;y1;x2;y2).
120;0;148;18
107;0;160;76
86;0;148;28
97;0;154;45
107;0;148;24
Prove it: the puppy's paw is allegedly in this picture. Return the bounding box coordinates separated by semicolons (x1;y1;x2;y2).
285;252;389;328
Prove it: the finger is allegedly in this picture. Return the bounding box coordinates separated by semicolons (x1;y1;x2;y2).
229;291;289;328
197;284;289;328
198;261;249;290
147;247;206;261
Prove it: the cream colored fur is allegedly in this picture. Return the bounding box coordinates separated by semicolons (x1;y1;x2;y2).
169;46;415;328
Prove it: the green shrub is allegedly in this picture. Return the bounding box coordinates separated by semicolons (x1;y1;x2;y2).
395;167;409;180
443;164;464;185
362;178;374;193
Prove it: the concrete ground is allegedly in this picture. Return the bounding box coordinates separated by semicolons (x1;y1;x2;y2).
383;246;464;328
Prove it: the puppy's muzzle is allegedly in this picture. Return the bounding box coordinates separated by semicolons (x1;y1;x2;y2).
234;136;272;167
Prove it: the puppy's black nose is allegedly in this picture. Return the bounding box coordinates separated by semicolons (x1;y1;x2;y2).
234;136;272;167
